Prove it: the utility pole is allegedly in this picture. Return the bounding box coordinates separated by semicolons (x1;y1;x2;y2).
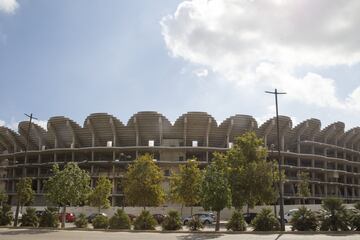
14;113;38;227
265;89;286;231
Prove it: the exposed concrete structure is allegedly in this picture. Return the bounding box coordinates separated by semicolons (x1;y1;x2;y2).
0;112;360;206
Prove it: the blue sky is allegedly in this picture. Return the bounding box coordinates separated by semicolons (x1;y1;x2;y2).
1;0;360;131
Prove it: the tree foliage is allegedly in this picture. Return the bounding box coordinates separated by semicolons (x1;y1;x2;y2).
319;198;350;231
170;159;202;215
0;204;12;226
21;207;39;227
161;210;182;231
297;171;311;204
109;209;131;229
133;210;157;230
226;210;247;231
123;153;165;208
88;176;112;213
290;206;318;231
0;190;8;206
17;177;35;206
250;208;280;231
201;153;231;231
226;132;278;209
44;162;91;228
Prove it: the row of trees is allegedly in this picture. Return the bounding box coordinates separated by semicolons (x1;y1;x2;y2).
3;131;313;231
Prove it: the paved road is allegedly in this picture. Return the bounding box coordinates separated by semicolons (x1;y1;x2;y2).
0;229;359;240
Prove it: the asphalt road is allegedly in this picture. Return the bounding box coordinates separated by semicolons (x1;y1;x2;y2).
0;229;359;240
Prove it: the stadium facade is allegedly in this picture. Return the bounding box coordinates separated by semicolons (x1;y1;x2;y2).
0;112;359;206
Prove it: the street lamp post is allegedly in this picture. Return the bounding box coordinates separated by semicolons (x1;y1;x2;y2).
265;89;286;231
270;144;277;217
14;113;38;227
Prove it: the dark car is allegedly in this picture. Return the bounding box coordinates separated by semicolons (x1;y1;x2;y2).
152;213;166;224
243;213;257;224
87;213;107;223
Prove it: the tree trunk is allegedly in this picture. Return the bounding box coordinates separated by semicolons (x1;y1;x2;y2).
247;205;250;214
13;200;20;227
62;206;66;228
191;206;193;216
215;211;220;232
98;206;101;214
181;204;183;218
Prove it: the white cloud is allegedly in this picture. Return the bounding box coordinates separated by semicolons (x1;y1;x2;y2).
0;0;19;14
161;0;360;112
0;119;5;127
33;120;48;130
193;68;208;77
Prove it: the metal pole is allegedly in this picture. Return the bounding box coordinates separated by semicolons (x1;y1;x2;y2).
265;89;286;231
14;113;38;227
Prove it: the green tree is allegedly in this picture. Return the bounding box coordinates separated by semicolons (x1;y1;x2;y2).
226;131;278;210
170;159;203;215
88;176;112;213
44;162;91;228
123;153;165;209
201;153;232;231
14;177;34;227
0;190;8;206
297;171;311;205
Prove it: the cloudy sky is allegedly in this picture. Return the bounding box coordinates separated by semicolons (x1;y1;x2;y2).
1;0;360;131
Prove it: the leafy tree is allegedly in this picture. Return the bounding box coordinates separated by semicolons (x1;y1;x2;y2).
0;190;8;206
39;207;59;228
109;209;131;229
319;198;350;231
133;210;157;230
74;213;88;228
0;204;13;226
251;208;280;231
162;210;182;231
123;153;165;209
201;153;232;231
44;162;91;228
92;214;109;229
290;206;318;231
14;177;34;226
226;132;278;210
170;159;203;215
226;210;247;231
21;207;39;227
88;176;112;213
297;172;311;205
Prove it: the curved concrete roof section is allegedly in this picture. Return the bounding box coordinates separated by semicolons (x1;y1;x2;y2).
2;112;360;152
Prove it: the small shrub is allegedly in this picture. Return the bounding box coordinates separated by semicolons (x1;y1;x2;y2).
350;202;360;231
0;204;13;226
74;213;88;228
109;209;131;229
188;216;204;231
290;206;318;231
21;207;39;227
133;210;156;230
319;198;350;231
251;208;280;231
226;210;247;231
92;214;109;229
39;207;59;228
161;210;182;231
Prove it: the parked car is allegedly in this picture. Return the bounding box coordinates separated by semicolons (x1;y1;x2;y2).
127;214;137;222
243;212;257;224
152;213;166;224
58;212;76;222
87;213;107;223
283;209;298;223
183;212;215;225
35;210;46;218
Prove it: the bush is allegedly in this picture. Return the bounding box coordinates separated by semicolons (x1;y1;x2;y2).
290;206;318;231
133;210;157;230
74;213;88;228
92;214;109;229
188;216;204;231
349;202;360;231
109;209;131;229
250;208;280;231
0;204;13;226
161;210;182;231
21;207;39;227
226;210;247;231
319;198;350;231
39;207;59;228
